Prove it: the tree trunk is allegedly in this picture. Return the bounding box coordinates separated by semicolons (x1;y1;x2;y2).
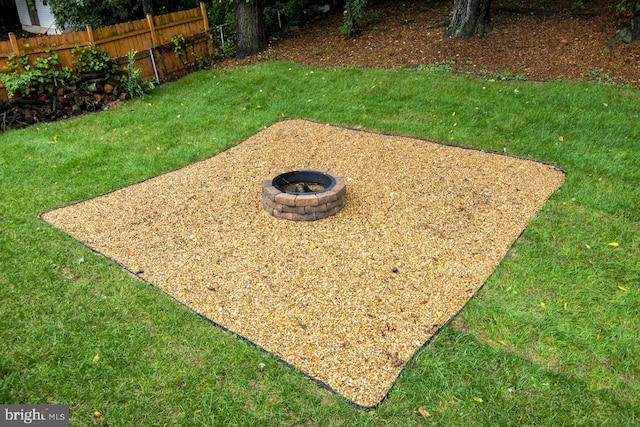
235;0;267;59
444;0;492;39
614;0;640;43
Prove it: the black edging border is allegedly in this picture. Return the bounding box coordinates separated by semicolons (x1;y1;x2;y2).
39;118;567;410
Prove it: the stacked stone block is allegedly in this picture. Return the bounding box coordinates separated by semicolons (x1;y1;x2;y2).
262;170;346;221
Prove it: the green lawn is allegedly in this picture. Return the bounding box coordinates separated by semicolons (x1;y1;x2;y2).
1;62;638;426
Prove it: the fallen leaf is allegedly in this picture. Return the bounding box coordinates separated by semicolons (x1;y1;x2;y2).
540;301;546;309
92;354;100;363
418;406;431;419
558;136;564;142
585;244;591;249
618;286;627;292
564;302;568;310
473;396;483;403
496;339;506;346
608;242;619;247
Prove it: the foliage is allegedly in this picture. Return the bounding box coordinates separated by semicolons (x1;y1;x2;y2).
206;0;235;27
262;0;324;34
571;1;586;12
416;60;456;73
46;0;141;30
0;47;149;100
120;50;153;97
341;0;367;38
0;51;75;99
45;0;197;30
71;46;120;75
171;33;205;69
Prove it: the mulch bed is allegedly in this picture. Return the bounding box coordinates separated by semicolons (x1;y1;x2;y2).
221;0;640;84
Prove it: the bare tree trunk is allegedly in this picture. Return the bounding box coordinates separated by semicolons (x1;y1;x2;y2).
235;0;267;59
444;0;492;39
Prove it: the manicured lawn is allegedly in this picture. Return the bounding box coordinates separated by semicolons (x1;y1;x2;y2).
1;62;638;426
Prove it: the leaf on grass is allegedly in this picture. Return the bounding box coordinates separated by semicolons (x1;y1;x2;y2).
618;286;627;292
92;354;100;363
564;302;568;310
496;339;506;346
539;301;546;309
608;242;619;247
558;136;564;142
473;396;483;403
418;406;431;419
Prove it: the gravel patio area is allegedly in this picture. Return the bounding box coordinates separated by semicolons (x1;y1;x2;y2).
42;119;565;407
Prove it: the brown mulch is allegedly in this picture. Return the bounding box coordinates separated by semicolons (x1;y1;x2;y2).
220;0;640;84
42;120;565;407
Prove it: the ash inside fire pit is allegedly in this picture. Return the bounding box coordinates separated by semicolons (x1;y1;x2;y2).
262;170;346;221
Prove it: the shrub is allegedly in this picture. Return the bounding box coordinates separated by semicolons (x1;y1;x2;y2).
72;46;121;75
0;51;75;99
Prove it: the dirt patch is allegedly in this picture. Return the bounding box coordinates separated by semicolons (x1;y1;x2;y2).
221;0;640;84
42;119;565;407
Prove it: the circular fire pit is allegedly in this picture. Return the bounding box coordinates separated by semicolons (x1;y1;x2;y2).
262;169;346;221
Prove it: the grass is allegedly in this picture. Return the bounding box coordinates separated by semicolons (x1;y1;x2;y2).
1;61;638;426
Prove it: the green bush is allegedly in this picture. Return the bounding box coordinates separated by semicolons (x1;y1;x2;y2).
72;45;121;75
341;0;367;38
120;50;154;97
0;51;75;99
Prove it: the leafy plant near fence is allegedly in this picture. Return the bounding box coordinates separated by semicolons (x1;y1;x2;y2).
72;46;121;75
0;51;75;99
0;47;150;101
0;47;154;131
171;33;205;70
121;50;154;97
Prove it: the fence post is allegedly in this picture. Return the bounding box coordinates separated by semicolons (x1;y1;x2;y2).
200;2;209;32
146;13;158;48
86;25;95;47
8;33;19;54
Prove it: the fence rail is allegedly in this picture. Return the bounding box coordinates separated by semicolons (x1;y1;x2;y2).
1;3;218;100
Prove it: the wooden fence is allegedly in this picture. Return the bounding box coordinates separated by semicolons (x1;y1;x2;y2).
0;3;221;100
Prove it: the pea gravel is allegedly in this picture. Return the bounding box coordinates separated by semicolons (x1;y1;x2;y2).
42;119;565;407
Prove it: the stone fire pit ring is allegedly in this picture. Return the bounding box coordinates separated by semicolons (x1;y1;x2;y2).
262;169;346;221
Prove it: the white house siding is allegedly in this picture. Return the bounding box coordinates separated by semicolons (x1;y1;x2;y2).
15;0;31;25
35;1;58;33
14;0;62;34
